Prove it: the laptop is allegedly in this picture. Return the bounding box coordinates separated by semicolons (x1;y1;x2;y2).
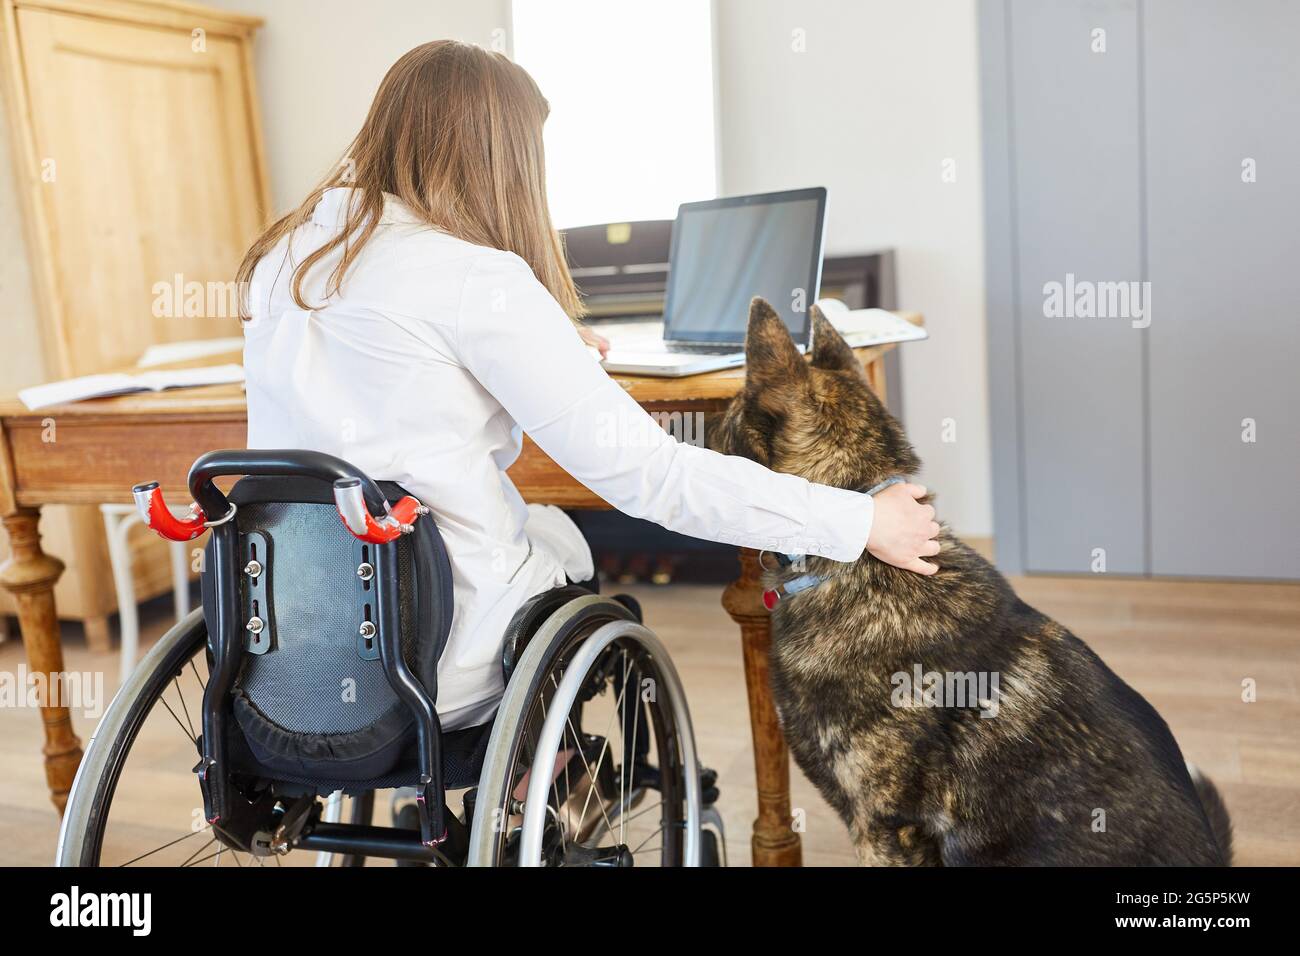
601;187;828;377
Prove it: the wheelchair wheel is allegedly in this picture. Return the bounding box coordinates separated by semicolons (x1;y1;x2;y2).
56;610;370;867
467;596;704;866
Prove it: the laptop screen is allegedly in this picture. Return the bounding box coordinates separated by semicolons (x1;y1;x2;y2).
662;187;827;345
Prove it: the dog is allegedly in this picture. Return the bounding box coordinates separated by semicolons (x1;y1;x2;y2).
712;297;1232;866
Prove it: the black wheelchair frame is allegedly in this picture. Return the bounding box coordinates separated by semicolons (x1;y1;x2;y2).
170;450;448;858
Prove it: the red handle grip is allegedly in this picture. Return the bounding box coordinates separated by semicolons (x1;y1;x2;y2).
132;483;208;541
333;478;424;543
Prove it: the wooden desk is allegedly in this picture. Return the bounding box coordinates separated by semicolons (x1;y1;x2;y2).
0;322;917;866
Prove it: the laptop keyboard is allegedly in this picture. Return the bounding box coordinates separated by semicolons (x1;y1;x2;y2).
664;342;743;355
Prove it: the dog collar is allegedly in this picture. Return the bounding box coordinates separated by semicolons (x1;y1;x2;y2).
762;571;820;610
761;475;907;610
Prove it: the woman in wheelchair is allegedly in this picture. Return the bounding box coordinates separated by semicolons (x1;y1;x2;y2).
57;41;939;868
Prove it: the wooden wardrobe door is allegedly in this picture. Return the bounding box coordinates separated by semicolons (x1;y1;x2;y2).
13;4;267;374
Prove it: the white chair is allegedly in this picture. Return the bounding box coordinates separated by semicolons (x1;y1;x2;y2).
99;503;194;683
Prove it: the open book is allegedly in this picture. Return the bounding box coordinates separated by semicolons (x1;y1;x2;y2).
18;364;245;411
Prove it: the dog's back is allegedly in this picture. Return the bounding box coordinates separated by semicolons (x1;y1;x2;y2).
926;546;1228;865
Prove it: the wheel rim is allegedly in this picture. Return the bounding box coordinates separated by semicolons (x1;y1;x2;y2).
57;612;369;867
474;617;701;867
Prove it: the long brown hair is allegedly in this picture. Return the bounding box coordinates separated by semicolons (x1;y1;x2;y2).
236;40;583;319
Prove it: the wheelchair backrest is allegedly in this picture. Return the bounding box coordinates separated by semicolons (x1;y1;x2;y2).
200;473;453;788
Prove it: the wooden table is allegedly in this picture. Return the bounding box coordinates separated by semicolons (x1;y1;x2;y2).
0;324;916;866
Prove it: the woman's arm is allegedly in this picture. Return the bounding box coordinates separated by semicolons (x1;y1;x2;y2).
454;252;938;570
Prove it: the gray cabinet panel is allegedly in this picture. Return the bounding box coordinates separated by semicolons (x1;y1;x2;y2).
980;0;1026;573
1144;0;1300;578
1011;0;1147;573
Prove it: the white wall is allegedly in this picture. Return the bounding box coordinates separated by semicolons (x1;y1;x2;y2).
715;0;991;536
205;0;510;212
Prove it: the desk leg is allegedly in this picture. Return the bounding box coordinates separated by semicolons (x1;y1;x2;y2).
722;547;801;867
0;507;82;815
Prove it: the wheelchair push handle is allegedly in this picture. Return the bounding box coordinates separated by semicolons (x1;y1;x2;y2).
131;481;210;541
131;450;428;544
332;478;427;544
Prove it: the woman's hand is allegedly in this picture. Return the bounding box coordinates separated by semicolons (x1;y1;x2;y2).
866;482;942;575
578;325;610;359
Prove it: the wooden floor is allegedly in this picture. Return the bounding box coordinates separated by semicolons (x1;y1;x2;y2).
1;565;1296;866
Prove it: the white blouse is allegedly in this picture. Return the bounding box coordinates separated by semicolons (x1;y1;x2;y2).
244;188;875;728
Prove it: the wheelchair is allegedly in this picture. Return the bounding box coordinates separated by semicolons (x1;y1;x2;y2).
56;450;724;867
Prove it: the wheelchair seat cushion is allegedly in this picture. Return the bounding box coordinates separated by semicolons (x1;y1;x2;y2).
201;475;453;786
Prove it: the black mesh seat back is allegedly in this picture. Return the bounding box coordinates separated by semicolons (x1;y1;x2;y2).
200;475;453;784
236;498;411;734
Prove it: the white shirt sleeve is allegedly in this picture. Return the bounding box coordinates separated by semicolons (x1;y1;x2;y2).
453;252;874;562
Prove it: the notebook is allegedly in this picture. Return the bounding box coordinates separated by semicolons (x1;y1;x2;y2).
817;299;929;348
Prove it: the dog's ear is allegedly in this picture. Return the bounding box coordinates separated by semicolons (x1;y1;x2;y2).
810;304;859;373
745;297;808;393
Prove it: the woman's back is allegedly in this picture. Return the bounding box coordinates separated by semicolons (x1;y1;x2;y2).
246;186;573;728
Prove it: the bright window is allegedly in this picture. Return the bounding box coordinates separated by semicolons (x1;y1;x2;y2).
511;0;718;228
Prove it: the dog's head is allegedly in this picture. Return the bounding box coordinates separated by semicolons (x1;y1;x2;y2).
712;297;921;490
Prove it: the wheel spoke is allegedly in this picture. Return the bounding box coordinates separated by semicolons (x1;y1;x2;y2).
631;824;665;855
618;798;663;830
179;836;216;868
173;675;197;741
157;693;196;745
118;826;210;867
568;653;630;845
183;846;232;867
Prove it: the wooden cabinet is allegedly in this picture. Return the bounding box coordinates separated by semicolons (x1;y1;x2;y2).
0;0;268;638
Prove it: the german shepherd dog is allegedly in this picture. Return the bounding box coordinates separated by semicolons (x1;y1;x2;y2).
713;298;1232;866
